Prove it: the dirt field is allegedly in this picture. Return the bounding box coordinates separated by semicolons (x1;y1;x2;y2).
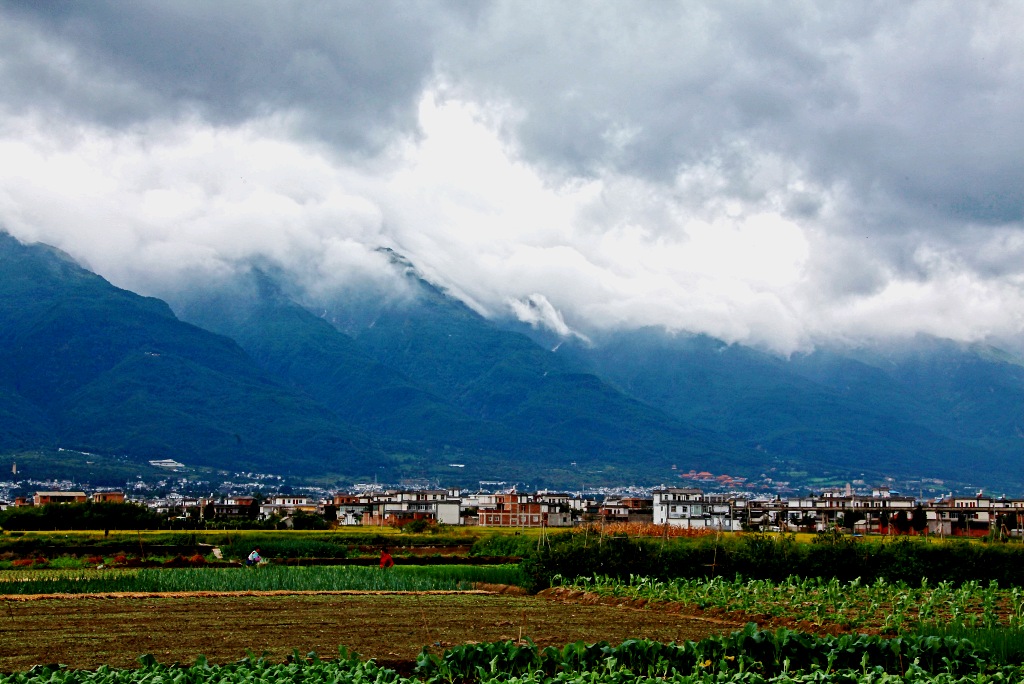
0;591;741;673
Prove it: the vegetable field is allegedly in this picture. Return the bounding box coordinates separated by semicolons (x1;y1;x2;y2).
4;626;1024;683
0;564;525;595
553;574;1024;634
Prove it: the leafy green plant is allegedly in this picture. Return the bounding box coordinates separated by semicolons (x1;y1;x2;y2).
2;631;1022;684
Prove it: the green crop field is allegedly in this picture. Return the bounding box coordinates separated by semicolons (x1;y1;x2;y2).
3;624;1024;683
0;564;526;594
555;574;1024;634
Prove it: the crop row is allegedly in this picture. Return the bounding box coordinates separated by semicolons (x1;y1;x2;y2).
1;628;1020;684
556;574;1024;633
0;564;524;594
0;529;489;559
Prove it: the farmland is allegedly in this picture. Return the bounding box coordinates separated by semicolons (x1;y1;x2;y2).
6;530;1024;681
0;565;527;594
0;594;733;672
551;574;1024;634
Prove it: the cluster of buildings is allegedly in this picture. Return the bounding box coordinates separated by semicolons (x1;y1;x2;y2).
6;490;125;506
655;485;1024;537
5;484;1024;537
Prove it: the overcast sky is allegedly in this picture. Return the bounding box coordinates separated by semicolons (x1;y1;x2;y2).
1;1;1022;353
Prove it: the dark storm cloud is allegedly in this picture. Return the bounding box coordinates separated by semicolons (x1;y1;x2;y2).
1;0;459;154
441;1;1024;231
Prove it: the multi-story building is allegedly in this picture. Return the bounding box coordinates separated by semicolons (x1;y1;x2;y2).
332;494;369;526
475;491;572;527
361;489;463;526
598;496;653;523
653;485;917;532
652;488;737;529
204;496;258;520
259;495;319;520
925;493;1024;537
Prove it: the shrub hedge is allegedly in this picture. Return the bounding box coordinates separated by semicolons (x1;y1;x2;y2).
521;530;1024;591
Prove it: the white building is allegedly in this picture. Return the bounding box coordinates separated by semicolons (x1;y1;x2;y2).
652;488;738;530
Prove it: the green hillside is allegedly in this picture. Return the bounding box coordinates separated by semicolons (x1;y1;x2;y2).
6;229;1023;491
324;263;751;476
0;231;387;479
175;271;526;453
563;329;1024;490
174;267;755;485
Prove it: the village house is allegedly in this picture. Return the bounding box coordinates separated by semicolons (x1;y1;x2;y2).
34;491;88;505
361;489;463;526
598;496;653;523
780;486;916;532
152;494;203;517
332;494;369;526
203;496;257;520
91;491;125;504
652;485;921;533
474;491;572;527
534;491;591;514
653;487;738;530
924;493;1024;537
259;495;319;520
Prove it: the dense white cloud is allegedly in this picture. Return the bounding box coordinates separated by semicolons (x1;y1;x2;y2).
1;1;1023;353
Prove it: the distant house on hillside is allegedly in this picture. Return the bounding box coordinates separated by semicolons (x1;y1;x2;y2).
148;459;186;470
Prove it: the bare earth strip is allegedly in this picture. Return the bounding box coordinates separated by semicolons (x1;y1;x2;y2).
0;591;740;673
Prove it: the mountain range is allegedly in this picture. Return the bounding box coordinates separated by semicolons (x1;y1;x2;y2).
2;230;1023;492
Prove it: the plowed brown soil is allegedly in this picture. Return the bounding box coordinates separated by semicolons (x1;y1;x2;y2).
0;591;741;673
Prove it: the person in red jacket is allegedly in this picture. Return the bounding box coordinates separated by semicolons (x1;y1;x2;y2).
379;547;394;569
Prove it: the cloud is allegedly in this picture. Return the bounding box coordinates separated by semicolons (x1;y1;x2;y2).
509;294;590;343
1;1;1023;354
440;1;1024;246
0;113;397;298
0;1;450;154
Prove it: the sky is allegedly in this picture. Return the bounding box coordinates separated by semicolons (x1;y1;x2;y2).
1;1;1022;354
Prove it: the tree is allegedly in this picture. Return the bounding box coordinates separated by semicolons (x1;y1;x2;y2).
911;505;928;534
289;511;328;530
0;502;162;530
322;504;337;523
892;510;911;534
